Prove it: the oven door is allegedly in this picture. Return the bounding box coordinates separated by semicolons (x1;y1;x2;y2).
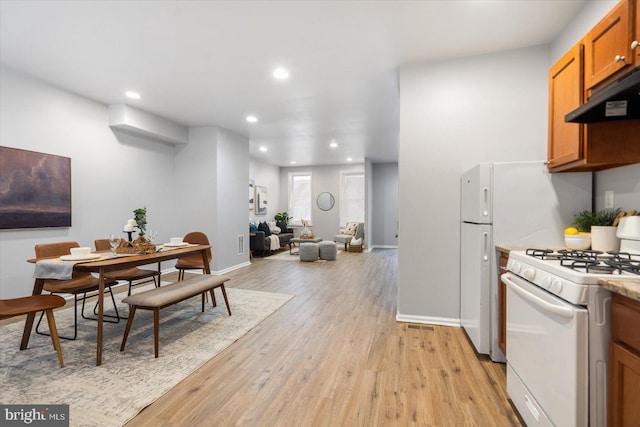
502;272;588;427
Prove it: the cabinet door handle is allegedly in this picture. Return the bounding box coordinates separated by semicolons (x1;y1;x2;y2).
632;41;639;51
614;54;626;63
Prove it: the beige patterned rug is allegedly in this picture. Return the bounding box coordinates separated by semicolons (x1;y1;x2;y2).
0;284;293;426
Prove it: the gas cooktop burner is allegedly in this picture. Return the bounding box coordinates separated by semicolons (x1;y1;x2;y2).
525;248;640;276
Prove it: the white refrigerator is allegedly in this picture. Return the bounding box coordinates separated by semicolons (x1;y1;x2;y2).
460;161;591;362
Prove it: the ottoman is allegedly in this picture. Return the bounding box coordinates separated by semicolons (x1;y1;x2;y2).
319;241;337;260
299;243;319;262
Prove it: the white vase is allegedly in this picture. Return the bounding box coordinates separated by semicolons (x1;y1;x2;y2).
590;226;620;252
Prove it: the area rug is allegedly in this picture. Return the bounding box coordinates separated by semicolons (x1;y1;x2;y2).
0;284;293;427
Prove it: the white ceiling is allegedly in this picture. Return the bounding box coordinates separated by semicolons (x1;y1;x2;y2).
0;0;586;167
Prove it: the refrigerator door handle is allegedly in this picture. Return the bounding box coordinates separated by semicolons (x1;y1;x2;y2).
482;187;489;217
483;232;489;261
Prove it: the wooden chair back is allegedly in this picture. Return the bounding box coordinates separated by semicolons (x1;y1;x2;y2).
35;241;80;258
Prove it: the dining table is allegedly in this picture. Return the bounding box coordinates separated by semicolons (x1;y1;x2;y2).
23;244;211;366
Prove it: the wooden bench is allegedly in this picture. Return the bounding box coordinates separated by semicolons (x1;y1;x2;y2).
120;274;231;358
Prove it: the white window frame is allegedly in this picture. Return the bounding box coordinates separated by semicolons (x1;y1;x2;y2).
288;171;312;226
339;170;365;226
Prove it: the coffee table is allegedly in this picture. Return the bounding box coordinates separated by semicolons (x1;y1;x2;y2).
289;237;322;255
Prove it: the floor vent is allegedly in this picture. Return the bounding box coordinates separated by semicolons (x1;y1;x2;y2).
407;324;434;331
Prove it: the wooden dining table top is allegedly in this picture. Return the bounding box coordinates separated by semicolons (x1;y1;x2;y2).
27;244;211;272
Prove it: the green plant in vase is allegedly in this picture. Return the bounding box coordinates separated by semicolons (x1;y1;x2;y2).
572;208;622;231
133;207;147;237
274;212;290;228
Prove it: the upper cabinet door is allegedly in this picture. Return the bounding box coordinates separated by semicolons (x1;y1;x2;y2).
634;0;640;65
548;43;584;169
584;0;632;90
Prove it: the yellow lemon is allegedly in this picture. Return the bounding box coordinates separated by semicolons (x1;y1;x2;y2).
564;227;579;235
578;231;590;235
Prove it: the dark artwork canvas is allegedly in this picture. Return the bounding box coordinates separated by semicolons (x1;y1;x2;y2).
0;147;71;229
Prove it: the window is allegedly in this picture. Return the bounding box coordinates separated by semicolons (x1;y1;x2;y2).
340;171;364;225
288;172;311;224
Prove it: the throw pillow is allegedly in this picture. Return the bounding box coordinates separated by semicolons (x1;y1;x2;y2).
276;221;288;232
269;225;281;234
345;222;358;236
249;223;258;232
350;237;362;245
258;221;271;237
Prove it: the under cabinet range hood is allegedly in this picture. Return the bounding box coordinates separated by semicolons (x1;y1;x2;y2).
565;66;640;123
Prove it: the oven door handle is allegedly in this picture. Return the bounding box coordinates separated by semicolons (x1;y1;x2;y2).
502;274;575;320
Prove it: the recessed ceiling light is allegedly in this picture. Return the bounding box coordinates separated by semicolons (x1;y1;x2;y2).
346;157;353;162
329;141;338;149
125;91;141;99
259;146;268;152
290;161;297;164
246;115;258;123
273;67;289;80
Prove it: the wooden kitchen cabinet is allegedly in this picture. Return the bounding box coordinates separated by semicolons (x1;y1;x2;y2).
547;0;640;173
635;0;640;64
548;43;584;169
584;0;633;90
608;293;640;427
497;250;509;356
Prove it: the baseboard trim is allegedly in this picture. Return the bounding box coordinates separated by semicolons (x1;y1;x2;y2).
370;245;398;250
396;313;461;328
215;261;251;275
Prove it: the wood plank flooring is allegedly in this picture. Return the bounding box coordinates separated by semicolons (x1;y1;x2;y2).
123;249;522;427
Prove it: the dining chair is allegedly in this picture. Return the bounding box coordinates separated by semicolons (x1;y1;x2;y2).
34;241;120;340
175;231;212;280
0;295;66;367
94;239;159;296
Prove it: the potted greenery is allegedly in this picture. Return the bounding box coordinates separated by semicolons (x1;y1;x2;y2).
133;207;148;237
572;208;621;251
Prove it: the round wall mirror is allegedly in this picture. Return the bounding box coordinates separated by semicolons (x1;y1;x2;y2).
317;192;335;211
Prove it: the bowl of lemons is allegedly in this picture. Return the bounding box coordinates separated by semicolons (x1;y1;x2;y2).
564;227;591;250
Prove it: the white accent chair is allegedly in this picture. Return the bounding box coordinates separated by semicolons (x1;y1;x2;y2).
333;222;364;250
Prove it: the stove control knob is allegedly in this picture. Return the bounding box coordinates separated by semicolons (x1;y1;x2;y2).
523;268;535;281
541;276;551;289
551;279;563;294
512;262;522;274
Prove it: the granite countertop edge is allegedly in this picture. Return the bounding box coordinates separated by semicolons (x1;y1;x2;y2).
599;278;640;302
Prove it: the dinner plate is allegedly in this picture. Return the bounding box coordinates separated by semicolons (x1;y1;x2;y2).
163;242;190;247
60;253;102;261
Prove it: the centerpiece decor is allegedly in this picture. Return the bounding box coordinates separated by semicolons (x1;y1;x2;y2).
120;207;156;254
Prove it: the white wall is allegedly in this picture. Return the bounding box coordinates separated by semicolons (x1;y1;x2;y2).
0;65;178;298
279;164;364;243
216;128;250;268
594;164;640;211
397;45;549;323
249;158;281;223
371;163;398;247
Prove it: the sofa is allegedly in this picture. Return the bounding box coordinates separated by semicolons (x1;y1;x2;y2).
333;222;364;250
250;221;294;256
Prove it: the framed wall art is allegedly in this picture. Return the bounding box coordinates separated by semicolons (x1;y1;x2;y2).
0;146;72;229
255;185;267;216
249;179;255;211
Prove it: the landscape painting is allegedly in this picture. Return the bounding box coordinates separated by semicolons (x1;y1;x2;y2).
0;146;72;229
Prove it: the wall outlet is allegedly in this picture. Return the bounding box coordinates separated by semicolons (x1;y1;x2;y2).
605;190;614;209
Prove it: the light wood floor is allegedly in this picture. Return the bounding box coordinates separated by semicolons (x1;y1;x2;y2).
120;248;522;427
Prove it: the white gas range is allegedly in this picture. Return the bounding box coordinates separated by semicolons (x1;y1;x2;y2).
502;216;640;427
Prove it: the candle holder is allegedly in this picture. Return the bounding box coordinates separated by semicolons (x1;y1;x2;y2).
124;231;133;242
